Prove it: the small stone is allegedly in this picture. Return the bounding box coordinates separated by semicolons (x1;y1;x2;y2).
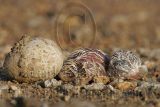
83;83;106;90
10;85;22;97
72;86;81;95
114;81;137;91
51;79;62;86
93;76;110;84
0;85;21;97
151;68;160;77
62;84;74;91
44;80;52;88
135;82;160;90
63;95;70;102
10;85;18;90
44;79;62;88
138;65;148;77
144;61;157;70
107;85;117;92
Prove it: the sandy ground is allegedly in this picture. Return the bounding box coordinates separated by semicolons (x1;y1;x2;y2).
0;0;160;107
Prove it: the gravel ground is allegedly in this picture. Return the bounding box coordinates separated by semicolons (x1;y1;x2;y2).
0;0;160;107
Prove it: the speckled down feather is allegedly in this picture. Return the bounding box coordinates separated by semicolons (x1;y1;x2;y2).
108;50;142;79
58;48;110;85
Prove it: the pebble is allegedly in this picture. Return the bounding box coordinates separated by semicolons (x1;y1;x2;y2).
10;85;22;97
144;61;157;70
63;95;70;102
44;79;62;88
135;82;160;91
0;85;21;97
61;84;74;91
83;83;106;90
114;81;137;91
106;85;118;92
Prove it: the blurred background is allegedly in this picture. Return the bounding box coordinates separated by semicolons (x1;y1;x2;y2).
0;0;160;51
0;1;160;107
